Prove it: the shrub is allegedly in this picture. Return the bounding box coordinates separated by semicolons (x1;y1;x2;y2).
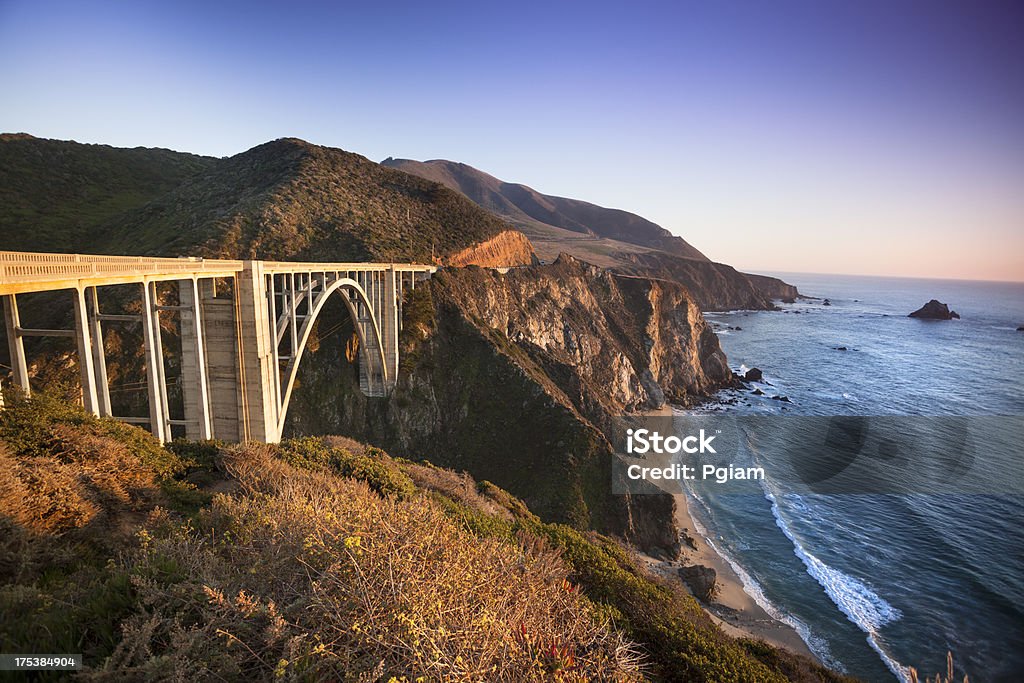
278;436;415;499
91;457;641;681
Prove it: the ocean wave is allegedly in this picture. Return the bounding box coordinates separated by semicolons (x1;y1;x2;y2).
763;485;911;682
682;488;844;671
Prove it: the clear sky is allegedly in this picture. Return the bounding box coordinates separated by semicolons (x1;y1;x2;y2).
2;0;1022;281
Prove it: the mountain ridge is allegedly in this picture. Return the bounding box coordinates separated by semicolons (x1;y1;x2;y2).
381;156;800;309
99;138;535;265
381;156;709;261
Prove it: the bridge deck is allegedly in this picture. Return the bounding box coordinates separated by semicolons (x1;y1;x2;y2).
0;252;435;295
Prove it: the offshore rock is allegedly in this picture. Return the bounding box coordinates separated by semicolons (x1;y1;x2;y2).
909;299;960;320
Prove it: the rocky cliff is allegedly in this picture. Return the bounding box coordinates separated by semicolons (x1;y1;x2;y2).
443;229;538;268
743;271;801;302
619;251;785;311
285;255;731;554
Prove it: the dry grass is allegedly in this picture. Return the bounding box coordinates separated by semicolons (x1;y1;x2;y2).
89;444;641;681
0;423;168;586
909;651;969;683
401;460;519;522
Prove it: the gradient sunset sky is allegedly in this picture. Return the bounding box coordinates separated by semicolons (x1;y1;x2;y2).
2;0;1022;281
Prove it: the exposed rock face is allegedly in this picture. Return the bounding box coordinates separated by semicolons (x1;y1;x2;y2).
679;564;718;602
443;229;537;268
286;255;731;554
743;272;800;302
439;255;730;416
909;299;960;320
617;252;785;311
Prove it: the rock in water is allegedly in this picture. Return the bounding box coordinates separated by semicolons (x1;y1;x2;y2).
679;564;718;602
744;367;763;381
909;299;960;320
1017;326;1023;331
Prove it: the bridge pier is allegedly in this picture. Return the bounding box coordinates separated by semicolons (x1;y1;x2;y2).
235;261;281;443
382;266;399;384
141;281;170;442
71;286;100;416
87;287;112;416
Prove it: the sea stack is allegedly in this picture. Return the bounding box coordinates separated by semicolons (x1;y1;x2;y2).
909;299;960;320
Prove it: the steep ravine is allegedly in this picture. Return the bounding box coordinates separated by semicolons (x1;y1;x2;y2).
286;255;732;554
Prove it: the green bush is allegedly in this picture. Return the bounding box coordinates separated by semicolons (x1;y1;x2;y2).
278;437;415;500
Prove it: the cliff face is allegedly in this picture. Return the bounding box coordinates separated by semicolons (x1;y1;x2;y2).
438;256;729;415
744;272;800;302
285;256;731;553
619;251;783;311
443;229;537;268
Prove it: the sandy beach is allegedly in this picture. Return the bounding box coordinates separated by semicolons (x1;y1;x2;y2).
637;489;814;658
679;492;815;656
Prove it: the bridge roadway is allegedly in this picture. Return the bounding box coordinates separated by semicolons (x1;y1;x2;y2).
0;252;435;443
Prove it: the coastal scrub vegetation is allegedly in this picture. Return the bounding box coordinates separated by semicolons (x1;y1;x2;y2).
1;390;852;681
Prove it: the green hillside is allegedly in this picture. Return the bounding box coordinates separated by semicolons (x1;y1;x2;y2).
0;135;527;264
0;133;214;253
98;138;523;263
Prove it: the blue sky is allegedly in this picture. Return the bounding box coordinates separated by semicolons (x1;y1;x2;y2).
2;0;1022;280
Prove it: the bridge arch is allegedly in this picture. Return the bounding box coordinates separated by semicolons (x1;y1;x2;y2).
276;277;387;434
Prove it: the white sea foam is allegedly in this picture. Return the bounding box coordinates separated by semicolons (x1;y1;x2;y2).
683;490;844;671
763;485;912;682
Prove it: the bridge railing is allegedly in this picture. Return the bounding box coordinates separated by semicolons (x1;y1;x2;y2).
0;252;247;294
260;260;436;275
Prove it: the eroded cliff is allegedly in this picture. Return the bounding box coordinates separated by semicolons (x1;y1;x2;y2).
443;229;537;268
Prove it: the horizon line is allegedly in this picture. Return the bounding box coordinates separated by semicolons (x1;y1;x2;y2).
742;267;1024;285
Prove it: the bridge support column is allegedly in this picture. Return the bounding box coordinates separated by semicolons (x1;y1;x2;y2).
179;278;214;440
2;294;29;394
382;266;399;389
72;287;100;416
235;262;280;443
87;287;111;417
142;281;169;442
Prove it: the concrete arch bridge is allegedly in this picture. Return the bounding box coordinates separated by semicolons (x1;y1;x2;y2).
0;252;434;442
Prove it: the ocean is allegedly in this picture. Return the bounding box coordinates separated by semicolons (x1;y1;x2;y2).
684;273;1024;682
